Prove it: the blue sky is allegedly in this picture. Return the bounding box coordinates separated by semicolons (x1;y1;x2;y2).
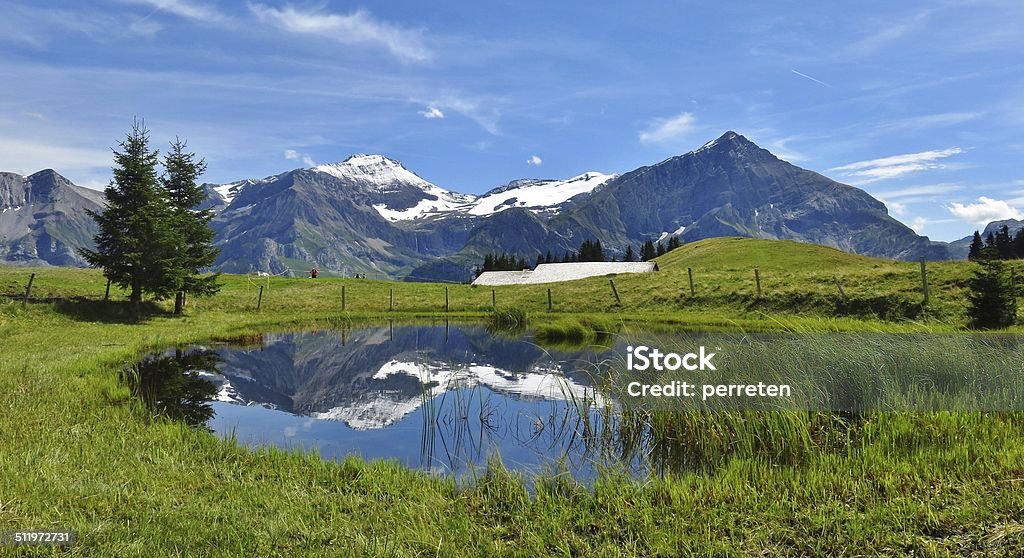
0;0;1021;241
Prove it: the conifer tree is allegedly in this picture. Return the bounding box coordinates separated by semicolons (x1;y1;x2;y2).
967;258;1017;329
162;139;220;314
80;120;179;315
968;231;984;261
623;245;636;262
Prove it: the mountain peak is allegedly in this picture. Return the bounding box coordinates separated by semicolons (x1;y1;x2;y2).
313;154;432;188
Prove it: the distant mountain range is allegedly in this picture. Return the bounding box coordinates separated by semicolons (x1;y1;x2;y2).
0;131;974;280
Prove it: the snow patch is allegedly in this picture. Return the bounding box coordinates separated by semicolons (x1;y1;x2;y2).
467;172;615;217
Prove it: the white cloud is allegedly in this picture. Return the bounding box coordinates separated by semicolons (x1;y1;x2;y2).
283;149;315;167
421;95;501;135
829;148;963;184
949;197;1023;224
123;0;229;24
881;199;907;216
909;216;928;233
639;112;696;144
0;137;110;184
526;155;542;166
250;5;431;62
419;107;444;119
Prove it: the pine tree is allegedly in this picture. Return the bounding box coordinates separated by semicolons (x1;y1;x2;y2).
80;120;180;315
640;240;656;261
667;236;681;251
967;258;1017;329
996;225;1012;259
968;231;984;261
162;139;220;314
623;245;636;262
1013;229;1024;259
655;241;666;257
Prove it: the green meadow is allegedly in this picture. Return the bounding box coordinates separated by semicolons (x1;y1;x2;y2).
2;237;1023;556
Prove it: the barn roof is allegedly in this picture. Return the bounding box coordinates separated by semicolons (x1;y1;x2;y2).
471;261;657;286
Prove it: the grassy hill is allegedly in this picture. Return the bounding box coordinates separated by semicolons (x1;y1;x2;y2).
655;237;894;273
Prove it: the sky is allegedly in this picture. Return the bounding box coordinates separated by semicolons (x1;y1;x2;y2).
0;0;1022;242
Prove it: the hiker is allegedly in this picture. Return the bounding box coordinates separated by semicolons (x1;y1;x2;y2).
310;268;319;279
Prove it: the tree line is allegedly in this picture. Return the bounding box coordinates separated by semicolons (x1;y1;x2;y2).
80;119;220;315
476;235;682;276
967;225;1024;261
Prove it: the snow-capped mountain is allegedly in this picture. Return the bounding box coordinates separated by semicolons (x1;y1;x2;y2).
2;131;955;274
314;154;477;221
466;172;615;216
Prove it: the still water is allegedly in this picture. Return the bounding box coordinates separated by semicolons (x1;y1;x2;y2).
138;323;624;478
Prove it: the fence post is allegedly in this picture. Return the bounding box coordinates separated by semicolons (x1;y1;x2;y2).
609;279;621;305
23;273;35;306
687;267;695;296
389;288;394;312
445;286;449;312
341;285;346;311
754;267;762;298
832;275;847;300
919;258;929;305
257;285;264;310
547;288;553;312
104;279;112;301
492;288;496;308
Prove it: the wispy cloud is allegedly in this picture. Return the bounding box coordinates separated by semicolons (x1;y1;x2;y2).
877;112;980;133
250;4;431;62
526;155;542;166
283;148;315;167
870;183;963;199
790;70;831;88
842;10;931;58
949;196;1023;224
122;0;230;24
639;112;696;144
419;107;445;119
421;95;502;135
829;148;963;184
0;137;111;187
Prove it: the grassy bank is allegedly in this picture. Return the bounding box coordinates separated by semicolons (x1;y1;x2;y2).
2;240;1024;555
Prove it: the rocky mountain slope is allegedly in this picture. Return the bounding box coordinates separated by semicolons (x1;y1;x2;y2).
1;132;957;278
0;170;103;266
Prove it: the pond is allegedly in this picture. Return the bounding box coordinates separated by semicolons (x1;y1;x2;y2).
134;324;1024;479
136;322;627;479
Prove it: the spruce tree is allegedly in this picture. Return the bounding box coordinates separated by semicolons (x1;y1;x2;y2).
162;139;221;314
640;240;656;261
656;241;666;257
996;225;1013;259
80;120;180;314
624;245;636;262
967;231;984;261
967;258;1017;329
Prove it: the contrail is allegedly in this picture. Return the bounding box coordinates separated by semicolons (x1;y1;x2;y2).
791;70;832;88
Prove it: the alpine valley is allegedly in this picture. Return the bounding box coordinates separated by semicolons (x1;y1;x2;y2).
1;132;959;281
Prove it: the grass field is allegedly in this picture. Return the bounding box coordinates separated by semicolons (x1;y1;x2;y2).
2;238;1023;556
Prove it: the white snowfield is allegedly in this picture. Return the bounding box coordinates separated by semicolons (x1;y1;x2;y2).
210;153;615;222
465;172;615;217
317;154;613;221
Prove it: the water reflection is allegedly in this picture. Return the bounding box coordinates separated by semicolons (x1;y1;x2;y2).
129;349;224;428
138;324;617;477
